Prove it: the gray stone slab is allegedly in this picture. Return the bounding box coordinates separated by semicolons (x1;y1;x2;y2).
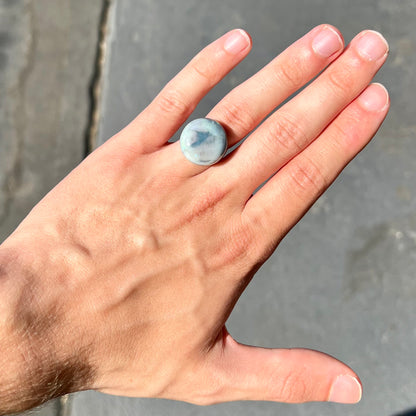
0;0;103;414
72;0;416;415
0;0;102;241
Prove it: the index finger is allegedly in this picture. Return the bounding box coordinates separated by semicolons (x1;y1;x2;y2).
120;29;252;153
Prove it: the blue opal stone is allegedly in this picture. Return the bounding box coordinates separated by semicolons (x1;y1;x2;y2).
180;118;227;166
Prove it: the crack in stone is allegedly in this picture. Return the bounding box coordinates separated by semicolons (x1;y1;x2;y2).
84;0;114;154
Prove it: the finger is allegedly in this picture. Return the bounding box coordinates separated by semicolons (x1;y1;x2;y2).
207;25;344;146
208;24;344;147
118;29;252;153
166;24;344;176
243;83;389;251
199;330;361;404
215;30;388;198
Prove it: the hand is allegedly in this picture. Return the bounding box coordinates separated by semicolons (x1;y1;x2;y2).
0;24;389;413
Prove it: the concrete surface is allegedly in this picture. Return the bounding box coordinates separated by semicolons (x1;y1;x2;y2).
71;0;416;416
0;0;102;241
0;0;103;414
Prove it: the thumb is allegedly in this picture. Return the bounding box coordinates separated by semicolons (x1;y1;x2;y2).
203;329;362;405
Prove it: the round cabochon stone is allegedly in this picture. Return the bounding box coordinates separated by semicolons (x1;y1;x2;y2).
180;118;227;166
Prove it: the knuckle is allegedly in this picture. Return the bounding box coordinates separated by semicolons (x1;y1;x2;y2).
242;207;277;262
326;66;354;98
264;114;307;155
218;218;258;268
273;372;307;403
228;223;256;263
330;118;356;147
219;100;257;137
288;156;328;200
274;58;306;89
156;88;190;117
330;117;350;141
189;54;215;83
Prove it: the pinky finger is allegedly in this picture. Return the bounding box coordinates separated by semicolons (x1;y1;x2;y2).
243;83;390;245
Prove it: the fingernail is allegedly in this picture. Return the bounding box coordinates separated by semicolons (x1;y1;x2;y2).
224;29;250;54
358;83;389;112
329;375;362;404
312;26;343;58
355;30;389;61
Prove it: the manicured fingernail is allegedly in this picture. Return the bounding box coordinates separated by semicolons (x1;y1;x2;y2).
312;26;343;57
358;83;389;111
355;30;389;61
329;375;362;404
224;29;250;54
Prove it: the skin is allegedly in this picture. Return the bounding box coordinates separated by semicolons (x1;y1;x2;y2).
0;24;389;413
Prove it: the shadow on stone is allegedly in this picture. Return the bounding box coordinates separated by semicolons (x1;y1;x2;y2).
392;408;416;416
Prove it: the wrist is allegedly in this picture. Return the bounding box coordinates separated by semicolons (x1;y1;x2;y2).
0;236;95;414
0;242;40;413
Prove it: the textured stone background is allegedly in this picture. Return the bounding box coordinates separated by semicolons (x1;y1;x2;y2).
1;0;416;415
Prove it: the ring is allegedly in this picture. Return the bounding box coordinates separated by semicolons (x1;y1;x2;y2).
179;118;227;166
